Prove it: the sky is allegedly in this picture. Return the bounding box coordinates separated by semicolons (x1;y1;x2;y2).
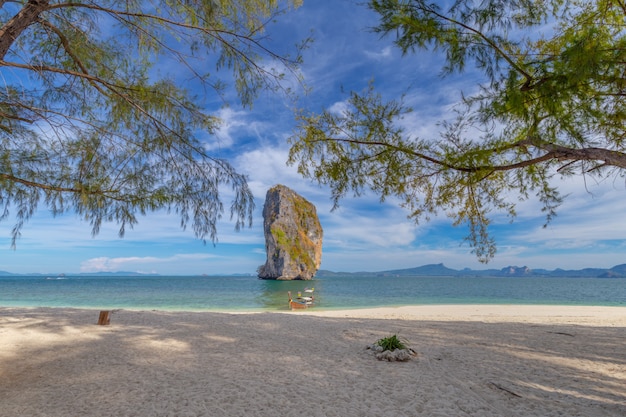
1;0;625;275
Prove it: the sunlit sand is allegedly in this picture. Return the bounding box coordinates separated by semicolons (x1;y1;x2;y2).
1;305;624;416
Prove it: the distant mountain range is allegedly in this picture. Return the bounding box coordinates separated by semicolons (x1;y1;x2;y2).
2;263;625;278
316;263;626;278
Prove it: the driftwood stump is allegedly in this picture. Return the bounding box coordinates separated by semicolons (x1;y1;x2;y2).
97;310;111;325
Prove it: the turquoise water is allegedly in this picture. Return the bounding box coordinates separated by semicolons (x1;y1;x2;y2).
0;275;625;311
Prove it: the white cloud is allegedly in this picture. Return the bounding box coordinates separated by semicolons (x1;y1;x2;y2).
328;100;350;116
80;253;220;273
365;46;393;61
323;210;418;249
234;145;331;204
511;175;626;239
203;107;250;151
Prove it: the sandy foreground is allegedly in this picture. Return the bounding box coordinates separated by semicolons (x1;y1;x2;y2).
1;305;624;417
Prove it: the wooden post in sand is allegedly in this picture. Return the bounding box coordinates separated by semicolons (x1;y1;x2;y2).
97;310;111;325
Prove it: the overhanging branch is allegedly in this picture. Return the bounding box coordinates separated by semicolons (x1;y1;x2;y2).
315;136;626;174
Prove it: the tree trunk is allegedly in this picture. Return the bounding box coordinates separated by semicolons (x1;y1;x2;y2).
0;0;50;60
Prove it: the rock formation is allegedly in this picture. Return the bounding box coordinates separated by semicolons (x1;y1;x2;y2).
257;185;323;280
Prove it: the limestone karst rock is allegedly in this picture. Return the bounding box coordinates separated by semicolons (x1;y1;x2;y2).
257;185;323;280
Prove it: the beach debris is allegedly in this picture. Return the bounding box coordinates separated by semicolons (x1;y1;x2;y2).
97;310;111;325
547;331;575;337
488;382;522;398
366;334;417;361
96;309;121;325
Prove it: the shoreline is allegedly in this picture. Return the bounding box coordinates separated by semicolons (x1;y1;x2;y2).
3;274;625;312
2;303;625;319
1;305;625;417
296;304;626;323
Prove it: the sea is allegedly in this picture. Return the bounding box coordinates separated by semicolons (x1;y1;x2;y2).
1;274;625;311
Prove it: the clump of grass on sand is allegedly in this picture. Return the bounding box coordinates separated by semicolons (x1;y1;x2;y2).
376;334;407;351
367;334;416;362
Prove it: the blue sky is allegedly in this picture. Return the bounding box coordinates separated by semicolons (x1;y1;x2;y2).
1;1;625;275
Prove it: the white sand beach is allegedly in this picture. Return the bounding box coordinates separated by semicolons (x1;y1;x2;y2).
1;305;624;417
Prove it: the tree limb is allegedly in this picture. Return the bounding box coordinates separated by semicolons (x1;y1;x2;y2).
412;3;534;83
0;0;50;59
314;136;626;174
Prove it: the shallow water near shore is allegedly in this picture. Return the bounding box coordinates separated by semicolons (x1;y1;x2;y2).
1;274;625;311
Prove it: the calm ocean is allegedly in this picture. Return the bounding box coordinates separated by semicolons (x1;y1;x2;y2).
1;275;625;311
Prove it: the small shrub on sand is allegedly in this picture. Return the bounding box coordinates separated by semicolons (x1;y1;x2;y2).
376;334;407;351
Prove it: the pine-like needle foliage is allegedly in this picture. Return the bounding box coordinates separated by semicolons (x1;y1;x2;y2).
0;0;305;246
289;0;626;262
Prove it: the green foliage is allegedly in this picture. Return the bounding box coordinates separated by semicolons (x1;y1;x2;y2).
0;0;305;246
289;0;626;262
271;226;288;247
376;334;407;351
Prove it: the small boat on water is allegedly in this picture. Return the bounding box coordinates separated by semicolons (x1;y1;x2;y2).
288;290;315;310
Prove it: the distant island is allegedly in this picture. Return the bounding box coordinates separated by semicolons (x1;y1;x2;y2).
315;263;626;279
1;263;625;278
